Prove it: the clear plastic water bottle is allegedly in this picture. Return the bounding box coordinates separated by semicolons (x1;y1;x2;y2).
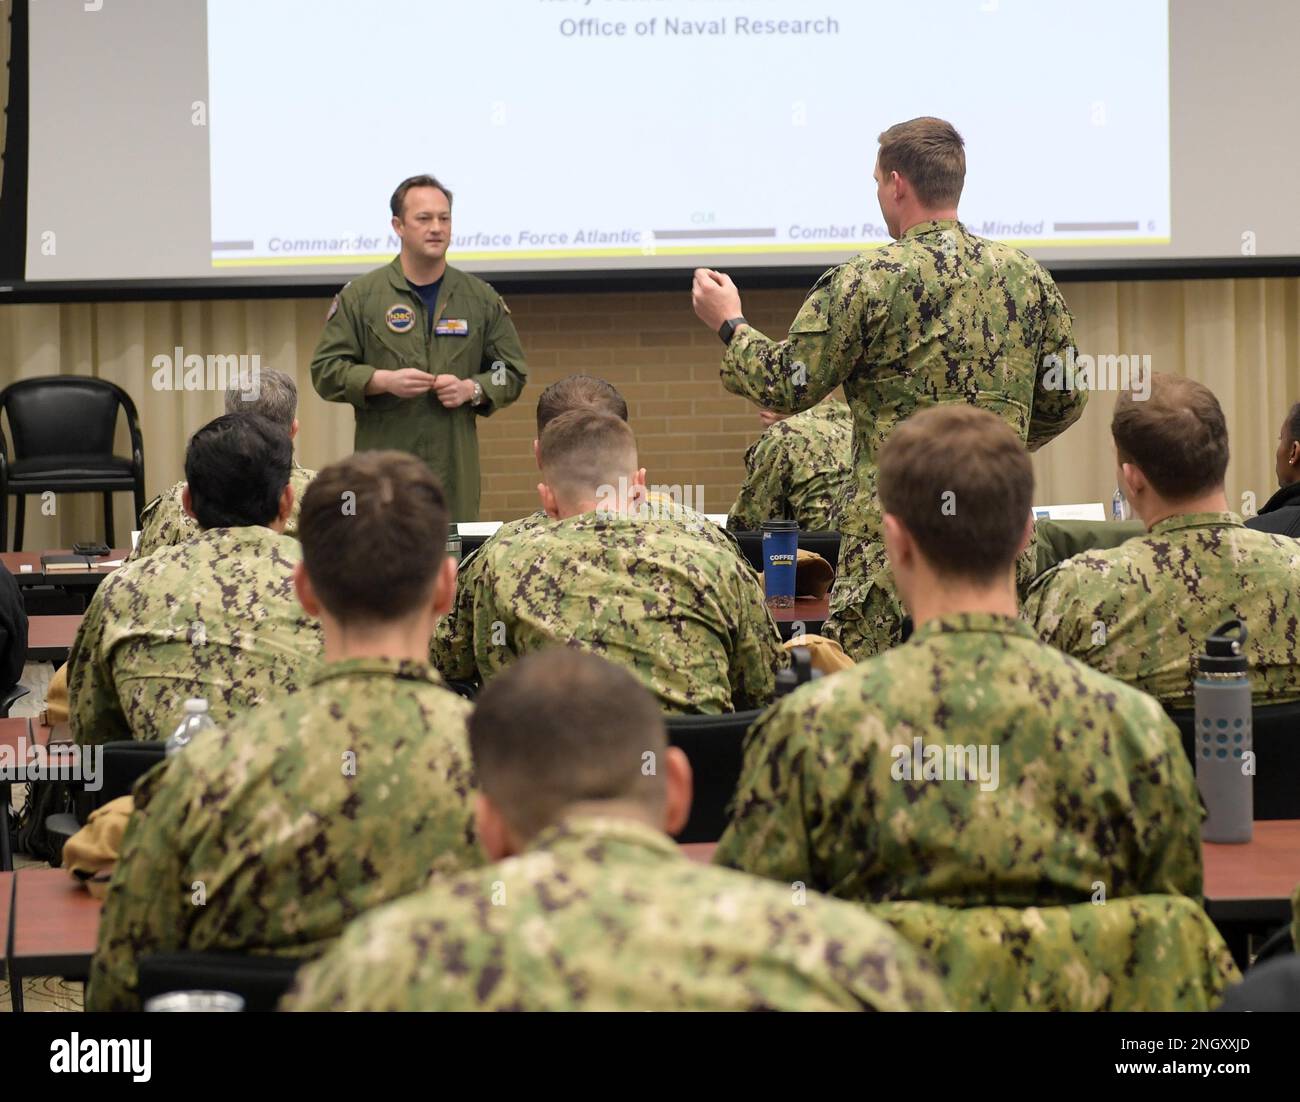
1194;620;1253;844
166;698;215;758
1111;486;1128;522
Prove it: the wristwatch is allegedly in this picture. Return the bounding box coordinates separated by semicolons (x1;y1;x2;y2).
470;381;485;406
718;317;748;345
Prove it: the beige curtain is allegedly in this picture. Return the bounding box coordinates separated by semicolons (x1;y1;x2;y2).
2;278;1298;550
1036;278;1300;515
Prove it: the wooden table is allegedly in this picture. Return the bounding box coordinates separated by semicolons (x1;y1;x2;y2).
7;867;103;1011
770;596;829;641
1;549;128;587
26;614;84;663
1202;820;1300;925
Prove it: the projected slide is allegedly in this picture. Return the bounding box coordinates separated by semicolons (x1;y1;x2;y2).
206;0;1169;272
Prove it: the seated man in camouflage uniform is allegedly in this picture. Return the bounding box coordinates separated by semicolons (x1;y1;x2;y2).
470;410;784;713
1025;373;1300;709
715;405;1203;912
727;396;852;532
68;414;324;744
129;368;316;560
87;451;483;1011
432;374;748;682
282;649;949;1012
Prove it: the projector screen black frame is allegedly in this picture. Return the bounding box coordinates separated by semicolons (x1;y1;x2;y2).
3;2;1299;306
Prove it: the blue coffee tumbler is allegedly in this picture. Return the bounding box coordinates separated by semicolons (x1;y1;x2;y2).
762;519;798;609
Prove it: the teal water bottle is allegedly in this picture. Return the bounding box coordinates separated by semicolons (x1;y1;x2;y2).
1194;619;1253;844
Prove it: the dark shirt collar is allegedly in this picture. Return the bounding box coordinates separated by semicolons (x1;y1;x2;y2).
1259;481;1300;515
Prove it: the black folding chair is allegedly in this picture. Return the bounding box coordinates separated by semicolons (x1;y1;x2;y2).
665;709;762;844
0;376;146;550
731;530;842;573
41;740;168;863
1166;699;1300;819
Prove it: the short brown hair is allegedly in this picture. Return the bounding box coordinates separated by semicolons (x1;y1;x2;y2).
535;375;628;436
538;410;637;502
1111;374;1229;500
298;451;449;624
469;649;668;840
877;117;965;207
878;404;1033;583
390;174;453;220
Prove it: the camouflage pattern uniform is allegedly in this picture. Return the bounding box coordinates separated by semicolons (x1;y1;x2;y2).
282;816;950;1012
431;512;550;682
720;221;1085;658
867;896;1238;1011
715;613;1203;907
471;510;784;712
67;527;324;744
727;399;853;532
1023;512;1300;708
434;495;756;686
86;657;482;1012
127;464;317;562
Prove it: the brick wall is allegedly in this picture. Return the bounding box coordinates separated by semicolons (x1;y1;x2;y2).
475;287;809;520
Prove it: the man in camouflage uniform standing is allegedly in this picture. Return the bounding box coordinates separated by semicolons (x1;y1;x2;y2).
693;117;1086;658
87;452;482;1011
716;406;1203;911
68;414;323;744
128;368;316;560
469;410;784;713
726;396;852;532
283;649;949;1012
431;374;751;682
1025;374;1300;708
310;175;527;522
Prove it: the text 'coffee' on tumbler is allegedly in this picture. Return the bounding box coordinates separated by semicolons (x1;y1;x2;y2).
1195;618;1253;844
762;519;798;609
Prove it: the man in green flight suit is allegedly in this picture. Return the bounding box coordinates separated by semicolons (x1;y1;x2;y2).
310;174;528;521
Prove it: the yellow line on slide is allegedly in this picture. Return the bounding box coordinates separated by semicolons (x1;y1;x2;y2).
212;236;1173;267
